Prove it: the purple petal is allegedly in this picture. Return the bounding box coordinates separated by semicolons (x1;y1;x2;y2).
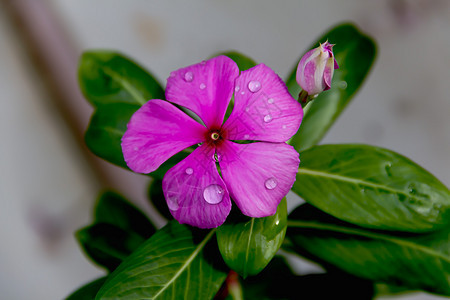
218;141;299;217
163;144;232;228
165;56;239;128
223;64;303;143
122;99;206;173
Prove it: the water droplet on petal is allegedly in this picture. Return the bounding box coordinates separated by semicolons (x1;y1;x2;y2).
166;192;180;211
170;71;176;78
248;80;262;92
265;178;277;190
200;83;206;90
235;86;240;92
244;134;250;139
185;167;193;175
282;125;287;129
212;153;221;162
203;184;225;204
133;147;139;151
268;98;274;104
184;71;194;82
241;91;245;95
264;114;273;123
245;107;250;112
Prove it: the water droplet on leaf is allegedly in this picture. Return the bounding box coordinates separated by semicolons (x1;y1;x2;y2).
184;71;194;82
248;80;261;92
203;184;225;204
265;178;277;190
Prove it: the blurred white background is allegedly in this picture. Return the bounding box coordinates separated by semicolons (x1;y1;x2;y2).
0;0;449;299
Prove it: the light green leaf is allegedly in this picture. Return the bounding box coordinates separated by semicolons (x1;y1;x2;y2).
79;51;164;107
286;23;377;151
293;144;450;232
287;204;450;296
96;221;227;299
217;199;287;278
66;277;107;300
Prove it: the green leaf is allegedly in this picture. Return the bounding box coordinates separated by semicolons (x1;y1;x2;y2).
287;203;450;295
76;223;146;272
293;144;450;232
147;179;173;220
286;23;377;152
66;277;107;300
94;190;155;238
216;198;287;278
218;51;257;71
96;221;227;299
78;50;164;107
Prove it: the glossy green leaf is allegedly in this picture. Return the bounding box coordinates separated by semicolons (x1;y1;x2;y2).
79;51;164;107
293;144;450;232
287;204;450;295
217;198;287;278
94;190;155;238
219;51;257;71
76;223;146;272
286;23;377;151
96;221;227;299
66;277;107;300
147;179;173;220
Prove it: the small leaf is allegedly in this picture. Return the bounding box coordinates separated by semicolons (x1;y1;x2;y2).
219;51;257;71
293;144;450;232
147;179;173;220
287;203;450;296
76;223;146;272
286;23;377;151
78;50;164;107
216;198;287;278
66;277;107;300
96;221;227;299
94;190;155;238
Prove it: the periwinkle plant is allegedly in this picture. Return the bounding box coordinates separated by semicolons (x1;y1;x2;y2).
68;23;450;300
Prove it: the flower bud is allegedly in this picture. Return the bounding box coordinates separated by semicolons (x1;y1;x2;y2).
296;41;339;99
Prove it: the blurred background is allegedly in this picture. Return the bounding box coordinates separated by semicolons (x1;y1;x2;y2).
0;0;449;299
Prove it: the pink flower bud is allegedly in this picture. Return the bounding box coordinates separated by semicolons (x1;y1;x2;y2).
296;41;339;97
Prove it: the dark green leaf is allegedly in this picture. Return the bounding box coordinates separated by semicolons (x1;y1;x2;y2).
96;221;227;299
66;277;107;300
94;190;155;238
218;51;257;71
78;50;164;107
147;179;173;220
287;204;450;295
76;223;146;272
286;23;377;151
293;144;450;232
217;198;287;278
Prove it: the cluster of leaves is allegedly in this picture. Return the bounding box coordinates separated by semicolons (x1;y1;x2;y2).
68;23;450;299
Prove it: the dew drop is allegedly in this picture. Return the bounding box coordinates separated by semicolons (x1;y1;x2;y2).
166;192;180;211
282;125;287;129
241;91;245;95
268;98;274;104
265;177;277;190
264;114;273;123
248;80;262;92
185;167;193;175
184;71;194;82
339;81;348;89
235;85;240;92
244;134;250;139
203;184;225;204
275;220;280;226
200;83;206;90
212;153;221;162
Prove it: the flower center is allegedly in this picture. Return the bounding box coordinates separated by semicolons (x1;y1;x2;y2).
205;128;226;147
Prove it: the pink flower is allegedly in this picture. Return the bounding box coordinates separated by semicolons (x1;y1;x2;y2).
121;56;303;228
296;41;339;97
